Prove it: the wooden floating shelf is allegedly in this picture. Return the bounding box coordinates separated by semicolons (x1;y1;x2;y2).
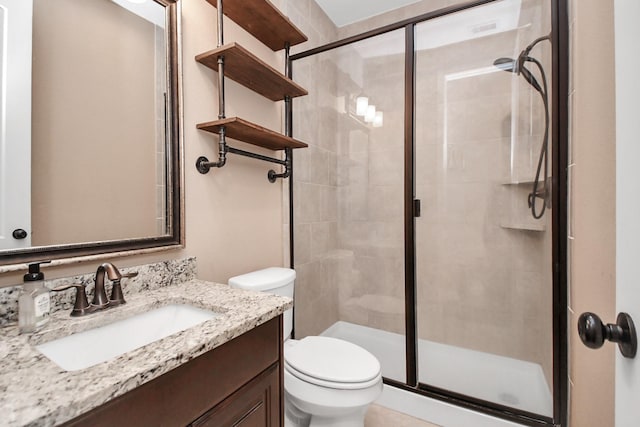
196;43;308;101
197;117;308;151
205;0;307;51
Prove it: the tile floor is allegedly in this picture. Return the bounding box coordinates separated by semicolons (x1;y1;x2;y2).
365;404;441;427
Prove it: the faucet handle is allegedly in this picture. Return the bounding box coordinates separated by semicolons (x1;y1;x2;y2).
108;271;137;306
51;284;94;317
120;271;138;279
109;279;125;306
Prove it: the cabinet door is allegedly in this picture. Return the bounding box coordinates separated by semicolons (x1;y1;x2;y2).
192;364;280;427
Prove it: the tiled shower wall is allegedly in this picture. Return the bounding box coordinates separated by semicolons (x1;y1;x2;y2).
275;0;341;337
333;38;407;335
291;51;342;336
291;34;407;338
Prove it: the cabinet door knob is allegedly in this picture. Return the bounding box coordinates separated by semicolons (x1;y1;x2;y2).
12;229;27;239
578;312;637;358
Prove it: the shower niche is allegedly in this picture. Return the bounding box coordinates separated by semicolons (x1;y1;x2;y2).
500;183;547;231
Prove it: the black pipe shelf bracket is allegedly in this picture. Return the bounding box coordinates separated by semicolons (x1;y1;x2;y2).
195;0;308;183
196;146;292;183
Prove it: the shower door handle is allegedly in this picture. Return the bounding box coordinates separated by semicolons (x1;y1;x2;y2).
578;312;637;358
413;199;421;218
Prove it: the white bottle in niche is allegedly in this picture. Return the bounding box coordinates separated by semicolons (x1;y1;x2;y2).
19;261;51;333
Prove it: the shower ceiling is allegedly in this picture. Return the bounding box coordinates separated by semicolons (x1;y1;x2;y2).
340;0;522;60
314;0;424;27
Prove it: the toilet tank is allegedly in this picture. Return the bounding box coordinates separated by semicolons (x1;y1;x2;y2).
228;267;295;338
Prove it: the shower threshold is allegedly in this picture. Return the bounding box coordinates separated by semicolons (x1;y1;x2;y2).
321;321;552;426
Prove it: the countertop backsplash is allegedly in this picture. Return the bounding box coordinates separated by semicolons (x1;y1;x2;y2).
0;257;197;326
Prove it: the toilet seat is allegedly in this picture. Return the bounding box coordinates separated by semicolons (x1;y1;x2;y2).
285;362;382;390
284;336;381;390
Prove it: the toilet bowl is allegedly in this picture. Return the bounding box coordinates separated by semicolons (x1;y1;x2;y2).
229;267;383;427
284;337;383;427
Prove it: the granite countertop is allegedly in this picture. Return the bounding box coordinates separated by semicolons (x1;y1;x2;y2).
0;279;292;427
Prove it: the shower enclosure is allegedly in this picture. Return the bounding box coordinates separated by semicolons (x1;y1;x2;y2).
289;0;567;425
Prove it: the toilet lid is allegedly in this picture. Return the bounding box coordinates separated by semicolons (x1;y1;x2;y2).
285;337;381;386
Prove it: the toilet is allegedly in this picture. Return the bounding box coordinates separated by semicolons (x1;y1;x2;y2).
229;267;383;427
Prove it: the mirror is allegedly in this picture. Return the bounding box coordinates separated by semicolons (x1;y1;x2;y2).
0;0;183;266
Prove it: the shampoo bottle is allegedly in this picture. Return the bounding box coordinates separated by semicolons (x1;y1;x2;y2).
18;261;51;333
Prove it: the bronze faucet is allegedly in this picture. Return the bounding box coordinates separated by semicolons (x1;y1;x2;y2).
52;263;138;317
94;263;123;308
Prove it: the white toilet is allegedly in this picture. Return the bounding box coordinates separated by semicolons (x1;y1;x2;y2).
229;267;383;427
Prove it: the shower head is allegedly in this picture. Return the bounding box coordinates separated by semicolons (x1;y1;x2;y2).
494;35;552;220
493;56;543;94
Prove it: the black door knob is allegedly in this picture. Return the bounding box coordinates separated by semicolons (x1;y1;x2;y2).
578;312;637;358
12;229;28;239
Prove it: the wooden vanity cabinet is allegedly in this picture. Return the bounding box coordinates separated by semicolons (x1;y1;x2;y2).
190;363;279;427
62;316;283;427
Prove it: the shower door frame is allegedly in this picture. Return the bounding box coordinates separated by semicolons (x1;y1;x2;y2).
289;1;569;425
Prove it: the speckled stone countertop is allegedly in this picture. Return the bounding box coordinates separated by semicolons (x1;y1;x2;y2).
0;279;292;427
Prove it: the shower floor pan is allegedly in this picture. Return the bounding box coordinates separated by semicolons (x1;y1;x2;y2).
321;321;552;423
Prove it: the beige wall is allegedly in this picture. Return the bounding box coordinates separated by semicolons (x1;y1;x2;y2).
568;0;616;426
31;0;158;245
182;0;286;282
1;0;291;286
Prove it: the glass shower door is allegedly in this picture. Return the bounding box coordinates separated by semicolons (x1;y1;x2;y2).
292;29;407;383
413;0;554;417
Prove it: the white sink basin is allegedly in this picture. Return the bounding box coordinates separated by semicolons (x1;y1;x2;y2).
36;304;220;371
